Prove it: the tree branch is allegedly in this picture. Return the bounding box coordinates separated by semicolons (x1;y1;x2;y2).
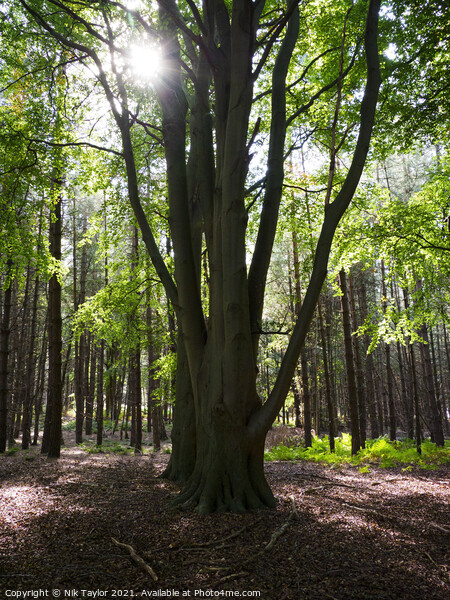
249;0;382;437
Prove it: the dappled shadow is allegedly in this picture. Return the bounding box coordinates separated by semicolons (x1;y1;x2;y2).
0;450;449;599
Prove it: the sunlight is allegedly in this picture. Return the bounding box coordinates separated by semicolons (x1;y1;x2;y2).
129;43;164;83
125;0;143;9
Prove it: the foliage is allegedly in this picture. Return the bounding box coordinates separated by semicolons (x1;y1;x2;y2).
265;434;450;469
78;440;135;455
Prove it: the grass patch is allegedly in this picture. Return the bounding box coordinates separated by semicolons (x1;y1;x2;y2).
78;439;134;455
264;434;450;469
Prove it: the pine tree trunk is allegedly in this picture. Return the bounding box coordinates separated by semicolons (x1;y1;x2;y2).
85;332;96;435
318;298;335;451
381;261;396;441
96;341;104;447
397;341;414;438
0;260;13;453
419;323;444;446
47;196;63;459
22;270;40;449
301;348;312;447
339;270;361;454
33;329;47;445
348;271;366;447
358;278;379;438
409;344;422;454
435;326;450;436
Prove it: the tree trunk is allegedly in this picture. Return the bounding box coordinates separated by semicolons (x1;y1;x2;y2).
73;200;83;444
419;323;444;446
409;344;422;454
380;261;396;441
85;332;96;435
47;195;63;459
22;269;40;449
318;297;335;451
348;270;366;447
357;277;379;438
339;270;361;454
300;348;312;447
33;328;47;445
96;341;104;447
162;332;196;481
0;260;13;453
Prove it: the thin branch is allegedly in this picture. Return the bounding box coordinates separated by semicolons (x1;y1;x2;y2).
0;55;86;94
253;0;301;81
185;0;207;36
286;40;362;127
25;137;123;157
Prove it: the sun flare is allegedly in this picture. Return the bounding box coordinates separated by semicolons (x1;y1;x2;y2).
129;43;163;83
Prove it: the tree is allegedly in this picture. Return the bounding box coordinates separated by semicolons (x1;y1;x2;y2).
339;269;362;454
16;0;382;511
0;260;14;453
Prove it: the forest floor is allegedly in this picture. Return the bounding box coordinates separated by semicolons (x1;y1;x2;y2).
0;430;449;600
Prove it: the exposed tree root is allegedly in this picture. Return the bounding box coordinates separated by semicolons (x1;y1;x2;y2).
111;538;158;581
173;468;276;514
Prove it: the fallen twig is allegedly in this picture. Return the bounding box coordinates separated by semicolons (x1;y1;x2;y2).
213;572;248;586
186;517;264;549
111;538;158;581
428;522;450;534
303;481;355;494
264;496;298;552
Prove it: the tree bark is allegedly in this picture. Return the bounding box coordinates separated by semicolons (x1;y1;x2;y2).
380;261;396;441
47;196;63;459
318;297;335;451
96;341;104;447
22;268;40;449
0;260;13;453
419;323;444;446
348;270;366;447
339;270;361;454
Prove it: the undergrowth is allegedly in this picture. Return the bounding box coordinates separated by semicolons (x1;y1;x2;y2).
264;434;450;470
78;440;136;455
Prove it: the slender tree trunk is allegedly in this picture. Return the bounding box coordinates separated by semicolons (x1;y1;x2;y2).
358;278;379;438
22;269;40;449
419;323;444;446
0;260;13;453
33;328;47;445
410;344;422;454
318;298;335;451
85;332;96;435
47;196;63;459
339;270;361;454
96;341;104;447
348;270;366;447
397;341;413;438
435;326;450;436
380;261;396;441
146;304;160;450
300;347;312;448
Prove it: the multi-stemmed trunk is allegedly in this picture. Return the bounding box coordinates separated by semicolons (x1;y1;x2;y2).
25;0;382;509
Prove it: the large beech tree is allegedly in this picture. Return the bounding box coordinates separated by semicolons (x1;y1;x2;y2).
17;0;382;512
